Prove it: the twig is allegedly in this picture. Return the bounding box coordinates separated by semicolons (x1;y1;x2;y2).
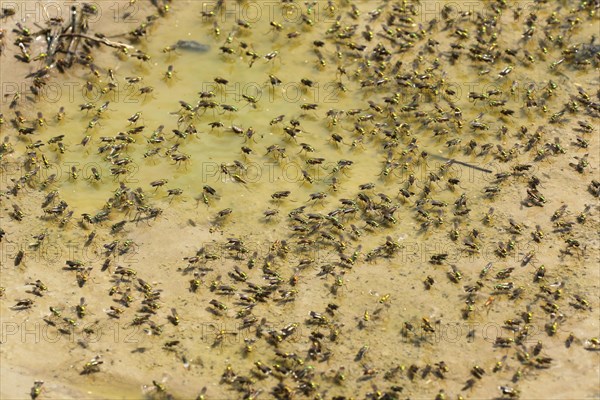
429;154;493;174
59;33;135;51
63;5;78;65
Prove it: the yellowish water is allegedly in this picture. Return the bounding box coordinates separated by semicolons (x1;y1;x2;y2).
1;1;599;399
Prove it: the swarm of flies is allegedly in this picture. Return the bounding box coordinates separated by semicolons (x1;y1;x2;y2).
1;0;598;399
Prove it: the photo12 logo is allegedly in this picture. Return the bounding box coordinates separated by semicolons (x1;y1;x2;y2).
198;79;341;105
415;1;537;23
0;80;144;107
0;321;142;345
0;1;103;24
1;235;140;269
199;1;338;24
0;1;146;24
199;321;303;347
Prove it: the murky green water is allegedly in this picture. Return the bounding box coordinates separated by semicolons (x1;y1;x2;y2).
1;1;599;399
